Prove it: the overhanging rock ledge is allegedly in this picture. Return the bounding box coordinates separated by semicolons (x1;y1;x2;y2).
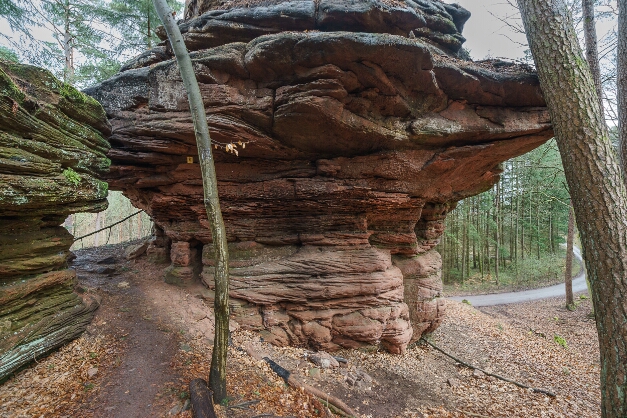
86;0;553;354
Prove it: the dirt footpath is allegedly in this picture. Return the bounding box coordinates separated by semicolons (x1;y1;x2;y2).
0;242;601;417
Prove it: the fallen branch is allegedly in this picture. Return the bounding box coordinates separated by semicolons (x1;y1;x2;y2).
243;344;358;417
420;338;556;398
74;210;145;241
229;400;260;410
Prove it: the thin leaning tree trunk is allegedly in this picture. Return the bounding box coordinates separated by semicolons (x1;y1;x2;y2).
152;0;230;403
564;203;574;307
517;0;627;416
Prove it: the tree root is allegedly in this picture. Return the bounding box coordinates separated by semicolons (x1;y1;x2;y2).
419;338;556;398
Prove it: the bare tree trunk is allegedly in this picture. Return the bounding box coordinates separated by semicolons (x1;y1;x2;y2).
583;0;604;113
494;182;500;285
63;0;73;84
94;212;102;247
565;204;574;307
153;0;230;403
518;1;627;415
619;0;627;172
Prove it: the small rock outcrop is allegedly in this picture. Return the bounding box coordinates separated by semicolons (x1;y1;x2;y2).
0;61;110;381
87;0;553;353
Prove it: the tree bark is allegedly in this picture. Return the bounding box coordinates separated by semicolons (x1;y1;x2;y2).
517;1;627;416
494;182;500;285
583;0;604;113
565;204;574;307
619;0;627;173
189;379;218;418
152;0;230;404
63;0;73;84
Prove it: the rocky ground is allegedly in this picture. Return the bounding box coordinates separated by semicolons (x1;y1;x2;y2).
0;242;600;417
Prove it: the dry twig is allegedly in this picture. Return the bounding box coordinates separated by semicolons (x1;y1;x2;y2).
420;338;557;398
242;343;358;417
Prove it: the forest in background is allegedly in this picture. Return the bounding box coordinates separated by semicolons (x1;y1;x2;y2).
439;139;578;292
0;0;183;87
66;192;153;250
440;0;619;293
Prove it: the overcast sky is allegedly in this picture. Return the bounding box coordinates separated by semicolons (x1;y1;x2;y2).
450;0;617;62
450;0;528;60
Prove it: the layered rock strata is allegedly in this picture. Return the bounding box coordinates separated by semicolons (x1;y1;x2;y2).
0;62;110;381
87;0;553;353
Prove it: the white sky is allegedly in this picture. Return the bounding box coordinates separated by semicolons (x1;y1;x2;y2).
450;0;528;60
450;0;617;62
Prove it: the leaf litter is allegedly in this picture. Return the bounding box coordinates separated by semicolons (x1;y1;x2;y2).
0;241;601;417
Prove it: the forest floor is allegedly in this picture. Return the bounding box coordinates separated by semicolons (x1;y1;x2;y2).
0;242;600;418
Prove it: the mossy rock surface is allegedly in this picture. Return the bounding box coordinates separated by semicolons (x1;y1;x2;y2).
0;61;109;382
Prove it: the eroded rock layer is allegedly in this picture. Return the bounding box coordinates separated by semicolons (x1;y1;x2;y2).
87;0;553;353
0;62;110;381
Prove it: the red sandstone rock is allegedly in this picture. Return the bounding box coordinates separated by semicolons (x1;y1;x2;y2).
86;0;553;353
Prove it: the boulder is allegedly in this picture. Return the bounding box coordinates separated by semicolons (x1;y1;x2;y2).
124;240;149;260
86;0;553;354
0;61;110;381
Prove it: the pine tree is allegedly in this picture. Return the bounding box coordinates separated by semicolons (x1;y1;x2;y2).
107;0;183;55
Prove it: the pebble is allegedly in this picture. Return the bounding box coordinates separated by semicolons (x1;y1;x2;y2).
169;403;182;415
309;351;339;369
308;368;321;379
87;367;98;378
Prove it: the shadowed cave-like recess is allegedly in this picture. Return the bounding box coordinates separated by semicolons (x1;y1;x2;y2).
86;0;554;354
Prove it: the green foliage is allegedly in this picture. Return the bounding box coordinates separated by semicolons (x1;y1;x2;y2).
0;46;18;62
0;0;181;87
0;0;26;32
106;0;183;53
441;139;572;289
63;167;81;185
462;299;472;306
554;334;568;349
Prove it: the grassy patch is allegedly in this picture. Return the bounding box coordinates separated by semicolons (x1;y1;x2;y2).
63;167;82;186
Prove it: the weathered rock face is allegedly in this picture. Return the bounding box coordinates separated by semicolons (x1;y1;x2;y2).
87;0;552;353
0;61;110;381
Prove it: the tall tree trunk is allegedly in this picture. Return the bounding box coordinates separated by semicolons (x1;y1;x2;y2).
536;203;540;260
619;0;627;173
485;208;490;276
583;0;604;113
153;0;230;403
494;183;500;285
518;1;627;415
63;0;73;84
472;197;477;269
147;8;153;50
565;203;575;307
94;212;102;247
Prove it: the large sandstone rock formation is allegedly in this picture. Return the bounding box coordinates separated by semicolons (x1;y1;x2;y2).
0;61;109;381
87;0;553;353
